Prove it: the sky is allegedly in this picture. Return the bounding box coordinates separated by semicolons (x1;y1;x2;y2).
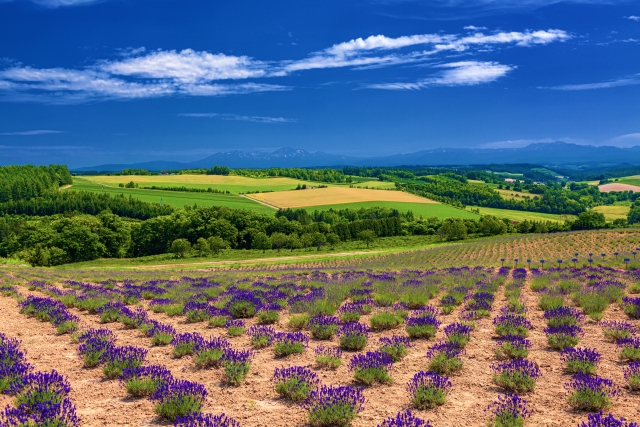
0;0;639;168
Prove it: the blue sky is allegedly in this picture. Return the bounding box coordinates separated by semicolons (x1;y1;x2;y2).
0;0;638;167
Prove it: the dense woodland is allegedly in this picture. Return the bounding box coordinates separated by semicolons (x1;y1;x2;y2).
0;164;635;266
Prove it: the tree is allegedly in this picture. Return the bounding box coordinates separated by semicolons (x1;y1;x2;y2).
358;230;376;248
300;233;314;250
477;216;507;236
437;219;467;241
570;211;606;230
270;232;289;253
628;205;640;225
326;233;340;249
194;237;211;257
170;238;191;258
252;232;271;253
207;236;229;255
312;232;327;251
28;243;49;267
287;236;303;252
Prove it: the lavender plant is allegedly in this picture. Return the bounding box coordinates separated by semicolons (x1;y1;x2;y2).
149;322;176;346
622;296;640;319
405;316;440;340
493;315;532;338
578;411;639;427
96;301;126;324
338;323;369;351
194;337;232;369
273;332;309;357
225;319;246;337
102;345;148;379
76;328;116;368
495;335;532;360
309;316;341;340
379;336;412;362
616;337;640;361
599;321;637;342
151;379;208;421
486;394;531;427
0;337;32;393
287;314;310;331
304;384;365;427
348;351;394;385
314;346;342;370
560;348;601;375
491;359;541;393
370;312;403;331
377;410;431;427
623;362;640;391
565;373;620;411
174;412;241;427
544;307;584;327
257;309;280;325
221;349;253;386
426;342;464;375
171;332;205;359
120;365;173;397
544;325;583;350
444;323;473;347
407;371;452;409
273;366;320;402
11;370;71;411
246;325;276;349
0;397;80;427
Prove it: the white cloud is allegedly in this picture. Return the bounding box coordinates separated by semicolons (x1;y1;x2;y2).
626;15;640;21
607;133;640;147
179;113;296;124
0;0;104;7
464;25;488;30
0;130;64;135
102;49;266;83
541;74;640;90
366;61;514;90
479;137;582;148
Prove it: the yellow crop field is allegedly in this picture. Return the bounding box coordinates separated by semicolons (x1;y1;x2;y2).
247;187;437;208
593;205;630;220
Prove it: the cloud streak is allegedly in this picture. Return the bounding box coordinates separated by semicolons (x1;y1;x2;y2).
541;74;640;90
0;28;569;103
178;113;297;123
0;130;65;135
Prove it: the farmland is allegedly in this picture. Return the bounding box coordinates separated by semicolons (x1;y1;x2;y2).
1;257;639;426
69;178;276;214
466;206;574;223
593;204;631;221
305;201;480;220
247;187;437;209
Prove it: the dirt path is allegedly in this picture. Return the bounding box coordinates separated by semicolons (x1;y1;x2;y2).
240;194;279;210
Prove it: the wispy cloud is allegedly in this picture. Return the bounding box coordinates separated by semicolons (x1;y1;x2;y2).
0;145;83;150
366;61;514;90
464;25;488;30
0;28;569;103
607;132;640;147
626;15;640;21
0;130;65;135
541;74;640;90
0;0;104;7
178;113;296;124
479;137;583;148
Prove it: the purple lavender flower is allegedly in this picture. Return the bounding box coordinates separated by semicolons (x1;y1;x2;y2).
491;359;541;392
221;349;253;386
493;314;532;338
616;337;640;361
273;366;320;402
338;322;369;351
495;335;532;359
599;321;637;341
304;385;365;427
544;325;583;350
120;365;173;397
0;397;80;427
314;346;342;369
377;410;431;427
623;362;640;391
102;345;148;379
578;411;639;427
174;413;241;427
308;315;341;340
544;306;585;326
486;394;531;424
560;348;601;374
172;332;205;358
565;373;620;411
444;322;473;347
622;296;640;319
407;371;452;409
151;379;208;421
246;325;276;348
405;316;440;340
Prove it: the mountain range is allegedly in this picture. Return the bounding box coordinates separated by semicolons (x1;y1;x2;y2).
73;143;640;172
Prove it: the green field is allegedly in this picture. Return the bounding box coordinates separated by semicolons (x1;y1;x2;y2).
305;201;480;220
593;204;630;220
468;206;574;223
69;178;276;214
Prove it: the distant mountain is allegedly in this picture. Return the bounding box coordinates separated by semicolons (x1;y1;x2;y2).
73;142;640;172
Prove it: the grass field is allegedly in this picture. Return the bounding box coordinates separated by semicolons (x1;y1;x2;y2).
468;206;575;222
349;180;397;189
69;178;276;214
305;201;480;219
247;187;437;208
495;188;532;200
593;204;630;220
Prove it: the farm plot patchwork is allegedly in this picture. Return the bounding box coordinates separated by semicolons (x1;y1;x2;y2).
247;187;437;209
305;202;480;220
0;267;639;426
467;206;574;223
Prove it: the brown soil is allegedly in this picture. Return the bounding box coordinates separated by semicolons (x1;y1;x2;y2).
599;183;640;193
0;277;638;426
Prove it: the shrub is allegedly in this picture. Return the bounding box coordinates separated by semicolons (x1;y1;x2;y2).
444;323;472;348
370;312;403;331
338;323;369;351
309;316;340;340
193;337;232;369
405;316;440;340
273;332;309;357
495;335;531;360
148;322;175;346
0;398;80;427
151;379;207;421
246;325;276;349
426;342;464;375
273;366;320;402
11;370;70;411
407;371;451;410
348;351;394;385
491;359;540;393
544;325;582;350
377;410;431;427
171;333;205;359
76;328;116;368
599;320;637;342
225;319;246;337
96;301;126;324
101;345;147;379
120;365;173;397
287;314;310;330
617;337;640;361
257;310;280;325
174;413;241;427
486;394;531;427
314;346;342;369
538;293;564;311
623;362;640;391
560;348;601;375
543;306;584;327
622;296;640;319
493;315;532;338
578;412;640;427
379;336;412;362
304;385;364;427
565;373;620;411
221;349;253;386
